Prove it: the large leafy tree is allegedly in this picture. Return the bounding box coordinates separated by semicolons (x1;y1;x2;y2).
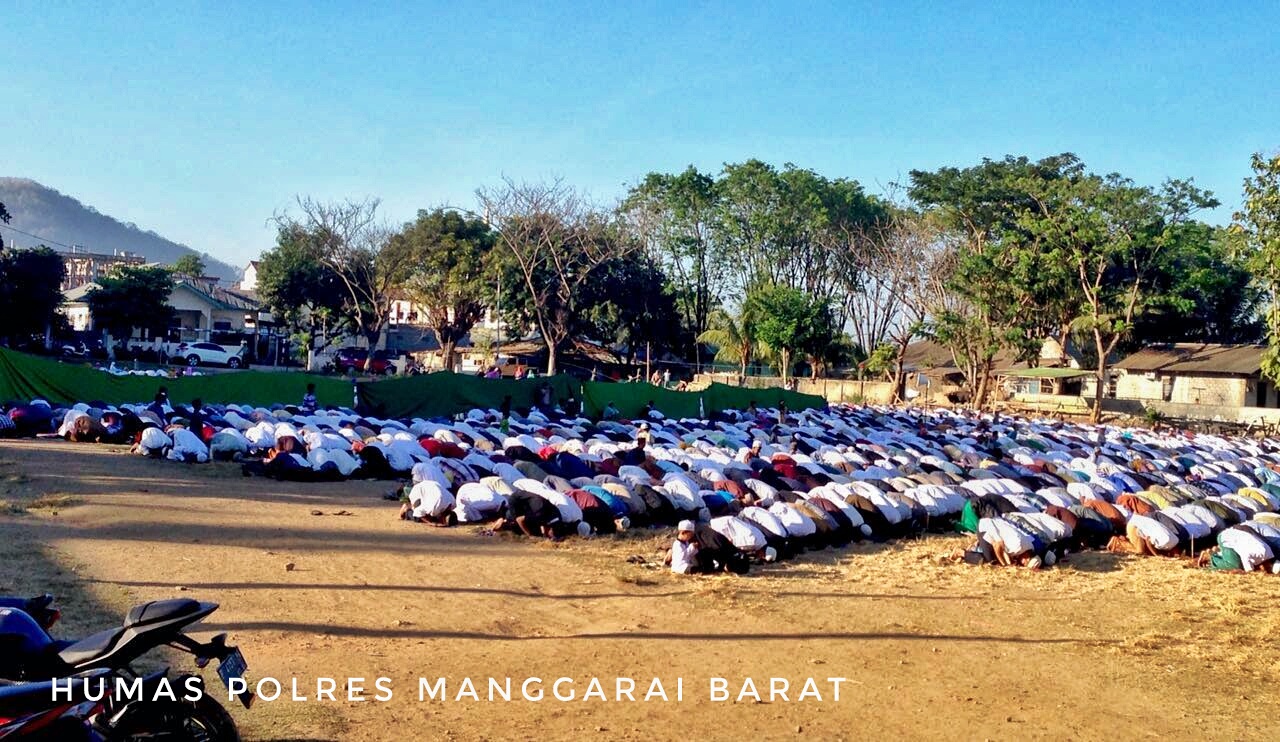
623;166;724;366
170;253;207;277
272;197;415;346
256;224;350;364
1231;152;1280;383
715;160;888;318
1014;175;1217;421
391;209;498;371
1134;223;1263;345
749;284;833;385
476;178;640;376
86;265;175;356
0;246;67;344
909;154;1086;407
582;253;683;367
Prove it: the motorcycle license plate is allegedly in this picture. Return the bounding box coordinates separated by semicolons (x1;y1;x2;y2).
217;648;249;699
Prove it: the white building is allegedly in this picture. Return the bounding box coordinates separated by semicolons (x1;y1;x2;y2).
239;261;259;291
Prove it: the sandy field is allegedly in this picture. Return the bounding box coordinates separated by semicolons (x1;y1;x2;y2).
2;438;1279;741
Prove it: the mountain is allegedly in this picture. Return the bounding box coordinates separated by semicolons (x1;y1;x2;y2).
0;178;239;281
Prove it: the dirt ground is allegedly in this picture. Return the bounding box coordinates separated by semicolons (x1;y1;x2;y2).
2;439;1279;741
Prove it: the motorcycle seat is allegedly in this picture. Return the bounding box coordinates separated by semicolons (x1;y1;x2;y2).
58;626;125;667
124;599;203;628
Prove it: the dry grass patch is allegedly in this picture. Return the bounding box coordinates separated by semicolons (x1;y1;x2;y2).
26;494;82;511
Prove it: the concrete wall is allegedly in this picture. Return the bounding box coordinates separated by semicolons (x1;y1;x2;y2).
693;373;915;406
1169;375;1248;407
1109;370;1252;408
1114;370;1164;401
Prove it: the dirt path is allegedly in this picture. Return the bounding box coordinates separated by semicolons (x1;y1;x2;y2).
2;439;1278;740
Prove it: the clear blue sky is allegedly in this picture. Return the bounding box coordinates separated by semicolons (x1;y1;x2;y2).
5;1;1278;266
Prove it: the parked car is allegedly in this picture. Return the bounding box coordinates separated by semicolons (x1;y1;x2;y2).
332;347;368;375
362;349;396;375
176;342;247;369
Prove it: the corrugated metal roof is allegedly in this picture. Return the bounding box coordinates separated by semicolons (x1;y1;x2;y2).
1113;344;1265;375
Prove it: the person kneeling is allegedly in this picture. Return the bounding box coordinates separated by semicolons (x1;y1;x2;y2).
398;480;457;527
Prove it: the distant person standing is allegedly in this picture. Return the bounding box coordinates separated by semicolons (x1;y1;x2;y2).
302;383;318;413
662;368;671;388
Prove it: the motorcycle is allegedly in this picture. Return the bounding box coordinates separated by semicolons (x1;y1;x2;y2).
0;669;112;741
0;598;250;740
0;597;59;633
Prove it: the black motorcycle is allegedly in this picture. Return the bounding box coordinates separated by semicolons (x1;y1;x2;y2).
0;598;250;740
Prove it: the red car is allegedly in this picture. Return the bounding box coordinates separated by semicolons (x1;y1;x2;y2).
362;349;395;375
333;347;394;375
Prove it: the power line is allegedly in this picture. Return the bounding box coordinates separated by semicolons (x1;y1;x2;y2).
0;222;76;250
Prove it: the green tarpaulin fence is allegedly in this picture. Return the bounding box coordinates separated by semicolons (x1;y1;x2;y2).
0;347;827;419
356;371;582;419
0;347;351;409
580;380;704;420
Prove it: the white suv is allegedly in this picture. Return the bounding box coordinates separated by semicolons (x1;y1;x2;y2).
177;342;247;369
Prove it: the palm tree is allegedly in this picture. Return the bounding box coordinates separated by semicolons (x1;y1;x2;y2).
697;305;759;379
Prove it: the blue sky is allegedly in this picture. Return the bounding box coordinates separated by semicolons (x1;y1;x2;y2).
4;1;1278;266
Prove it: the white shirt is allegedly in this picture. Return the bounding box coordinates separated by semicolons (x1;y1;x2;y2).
310;448;359;476
977;517;1033;556
769;502;817;537
710;516;767;552
167;428;209;463
670;539;698;574
409;481;455;519
138;427;171;453
739;506;788;539
455;483;507;523
1218;527;1273;571
1128;515;1178;552
412;461;453;492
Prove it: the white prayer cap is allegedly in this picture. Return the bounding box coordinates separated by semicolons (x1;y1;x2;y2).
764;547;778;563
859;524;873;537
677;519;696;533
576;521;592;537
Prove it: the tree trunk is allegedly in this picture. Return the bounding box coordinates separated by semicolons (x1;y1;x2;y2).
545;338;558;377
441;340;457;373
974;358;994;411
1092;329;1107;424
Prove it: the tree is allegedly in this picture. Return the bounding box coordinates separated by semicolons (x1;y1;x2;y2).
257;225;350;366
1016;175;1217;422
854;211;960;400
272;197;414;347
697;305;759;379
749;284;832;385
714;160;888;313
1231;152;1280;383
582;253;683;370
391;208;498;372
0;201;10;250
86;265;175;357
1133;223;1263;345
476;178;640;376
0;246;67;346
170;253;207;277
623;166;725;368
910;154;1086;407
